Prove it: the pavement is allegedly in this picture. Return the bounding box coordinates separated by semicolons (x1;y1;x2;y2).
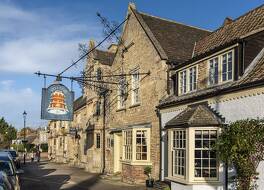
19;160;147;190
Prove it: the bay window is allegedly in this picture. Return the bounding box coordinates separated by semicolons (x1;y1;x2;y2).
122;127;150;163
168;127;220;184
194;130;217;178
172;130;186;177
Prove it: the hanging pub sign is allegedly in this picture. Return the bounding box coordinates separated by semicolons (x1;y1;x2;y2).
41;83;74;121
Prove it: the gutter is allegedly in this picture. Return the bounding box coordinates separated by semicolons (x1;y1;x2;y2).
158;78;264;109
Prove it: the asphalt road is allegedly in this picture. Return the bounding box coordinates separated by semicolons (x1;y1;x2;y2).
19;160;146;190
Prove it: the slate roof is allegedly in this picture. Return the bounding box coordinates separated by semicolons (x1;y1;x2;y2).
193;4;264;57
131;8;211;63
165;104;223;128
94;49;115;66
73;96;86;111
159;48;264;108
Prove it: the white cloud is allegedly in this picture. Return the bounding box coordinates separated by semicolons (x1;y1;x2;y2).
0;81;45;128
0;38;84;74
0;4;35;21
0;2;102;75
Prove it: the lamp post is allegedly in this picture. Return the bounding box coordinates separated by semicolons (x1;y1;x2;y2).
23;111;27;164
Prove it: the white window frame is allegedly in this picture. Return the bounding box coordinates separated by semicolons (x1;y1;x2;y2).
194;130;218;180
135;130;148;161
178;66;197;95
122;128;151;164
208;50;234;86
117;77;126;110
172;130;186;178
167;127;220;184
123;130;132;161
131;70;140;105
221;51;233;82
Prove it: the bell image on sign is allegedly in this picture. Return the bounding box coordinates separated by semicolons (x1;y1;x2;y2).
41;83;74;121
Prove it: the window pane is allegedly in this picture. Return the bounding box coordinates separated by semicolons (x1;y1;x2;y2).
172;130;186;177
210;159;217;167
195;140;202;148
195;159;201;167
202;169;209;177
195;130;218;178
195;130;202;138
136;130;148;161
195;169;201;177
210;169;217;177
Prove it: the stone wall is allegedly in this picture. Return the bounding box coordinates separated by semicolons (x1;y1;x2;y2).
106;5;168;182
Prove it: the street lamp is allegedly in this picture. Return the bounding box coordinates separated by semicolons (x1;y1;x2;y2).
23;111;27;164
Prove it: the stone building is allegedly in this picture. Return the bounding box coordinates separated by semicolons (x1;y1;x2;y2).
103;3;210;183
158;5;264;190
48;2;211;184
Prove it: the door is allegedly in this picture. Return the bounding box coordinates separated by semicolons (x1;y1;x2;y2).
114;133;122;172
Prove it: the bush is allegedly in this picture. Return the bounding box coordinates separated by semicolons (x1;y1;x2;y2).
215;119;264;190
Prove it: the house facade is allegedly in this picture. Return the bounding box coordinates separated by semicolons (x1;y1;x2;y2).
48;2;210;184
103;3;210;183
158;5;264;190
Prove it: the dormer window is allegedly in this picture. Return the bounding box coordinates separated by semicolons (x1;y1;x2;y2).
179;66;197;95
209;58;219;85
222;52;233;82
208;50;234;86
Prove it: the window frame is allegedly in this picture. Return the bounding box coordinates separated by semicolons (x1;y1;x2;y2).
208;50;234;86
95;133;101;149
131;70;140;105
122;127;151;164
171;130;186;178
167;127;220;184
117;76;126;110
194;130;218;180
178;65;198;95
123;130;132;161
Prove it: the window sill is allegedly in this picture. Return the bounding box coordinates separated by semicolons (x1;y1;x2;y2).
116;108;126;112
165;176;221;185
129;103;141;108
121;160;152;166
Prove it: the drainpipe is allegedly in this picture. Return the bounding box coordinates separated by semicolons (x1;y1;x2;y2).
156;108;163;181
102;91;107;174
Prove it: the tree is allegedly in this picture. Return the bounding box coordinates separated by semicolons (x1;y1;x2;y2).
215;119;264;190
0;117;17;148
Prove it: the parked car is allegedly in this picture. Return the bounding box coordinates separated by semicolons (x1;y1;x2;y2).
0;151;20;169
0;152;23;190
0;171;13;190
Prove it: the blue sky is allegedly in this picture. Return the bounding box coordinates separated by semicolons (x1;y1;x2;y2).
0;0;263;129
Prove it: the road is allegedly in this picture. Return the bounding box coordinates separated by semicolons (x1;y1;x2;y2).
19;160;146;190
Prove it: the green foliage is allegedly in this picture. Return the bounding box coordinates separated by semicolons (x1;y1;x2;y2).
144;166;152;179
40;143;48;152
0;117;17;148
163;187;170;190
215;119;264;190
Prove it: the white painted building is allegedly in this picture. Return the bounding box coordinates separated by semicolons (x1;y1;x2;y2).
158;5;264;190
